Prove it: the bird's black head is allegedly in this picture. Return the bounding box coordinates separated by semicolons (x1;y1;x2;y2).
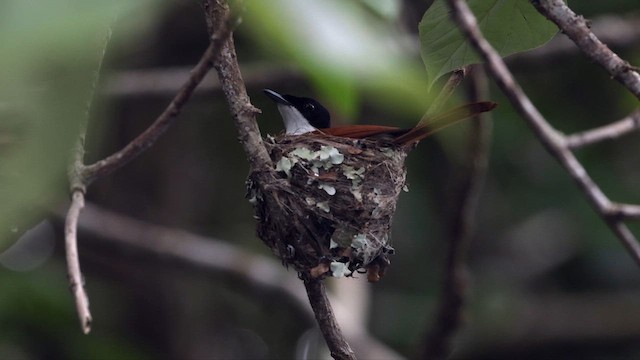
263;89;331;131
281;94;331;129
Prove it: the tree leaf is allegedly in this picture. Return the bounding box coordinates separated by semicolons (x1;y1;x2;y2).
420;0;558;89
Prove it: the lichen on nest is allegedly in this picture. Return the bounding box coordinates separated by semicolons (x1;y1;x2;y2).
247;133;408;282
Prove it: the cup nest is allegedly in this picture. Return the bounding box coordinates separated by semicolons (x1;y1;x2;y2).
247;133;407;282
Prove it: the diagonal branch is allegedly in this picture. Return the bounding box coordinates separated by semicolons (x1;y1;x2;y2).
446;0;640;266
201;0;272;172
531;0;640;99
81;35;230;183
566;109;640;149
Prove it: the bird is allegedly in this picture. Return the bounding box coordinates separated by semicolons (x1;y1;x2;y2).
262;88;497;147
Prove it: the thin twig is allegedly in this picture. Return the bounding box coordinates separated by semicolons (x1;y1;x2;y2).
531;0;640;99
423;66;492;359
64;26;113;334
566;109;640;149
64;191;91;333
82;39;225;183
446;0;640;265
304;278;357;360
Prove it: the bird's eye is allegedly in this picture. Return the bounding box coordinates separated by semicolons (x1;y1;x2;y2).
304;103;315;112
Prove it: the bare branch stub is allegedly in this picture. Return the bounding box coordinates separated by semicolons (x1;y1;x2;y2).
531;0;640;99
446;0;640;265
566;109;640;149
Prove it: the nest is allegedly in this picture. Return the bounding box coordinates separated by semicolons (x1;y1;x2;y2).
247;133;408;282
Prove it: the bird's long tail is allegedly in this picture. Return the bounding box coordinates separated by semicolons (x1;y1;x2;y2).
392;101;497;146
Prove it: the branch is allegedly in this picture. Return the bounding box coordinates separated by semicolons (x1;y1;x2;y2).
423;67;492;359
65;190;91;333
64;26;114;333
64;18;230;333
304;278;357;360
531;0;640;100
82;37;228;183
446;0;640;265
201;0;272;172
606;203;640;221
200;2;356;358
566;109;640;149
511;14;640;65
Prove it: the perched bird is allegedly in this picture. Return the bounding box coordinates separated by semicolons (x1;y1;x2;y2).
262;88;497;147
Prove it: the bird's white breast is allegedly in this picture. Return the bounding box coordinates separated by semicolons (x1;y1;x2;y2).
277;104;317;135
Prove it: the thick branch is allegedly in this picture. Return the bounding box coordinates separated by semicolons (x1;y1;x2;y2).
447;0;640;265
566;109;640;149
304;278;357;360
82;39;226;183
531;0;640;99
201;0;272;172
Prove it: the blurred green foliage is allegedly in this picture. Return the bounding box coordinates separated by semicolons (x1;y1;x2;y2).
0;0;162;250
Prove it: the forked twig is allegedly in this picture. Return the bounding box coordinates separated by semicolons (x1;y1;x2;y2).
64;26;113;333
64;17;233;333
566;109;640;149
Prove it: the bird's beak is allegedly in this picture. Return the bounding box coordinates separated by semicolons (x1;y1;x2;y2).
263;89;291;106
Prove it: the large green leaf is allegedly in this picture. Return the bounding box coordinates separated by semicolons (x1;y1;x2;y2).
420;0;558;89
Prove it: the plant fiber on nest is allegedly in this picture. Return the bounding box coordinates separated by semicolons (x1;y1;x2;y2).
247;133;408;282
